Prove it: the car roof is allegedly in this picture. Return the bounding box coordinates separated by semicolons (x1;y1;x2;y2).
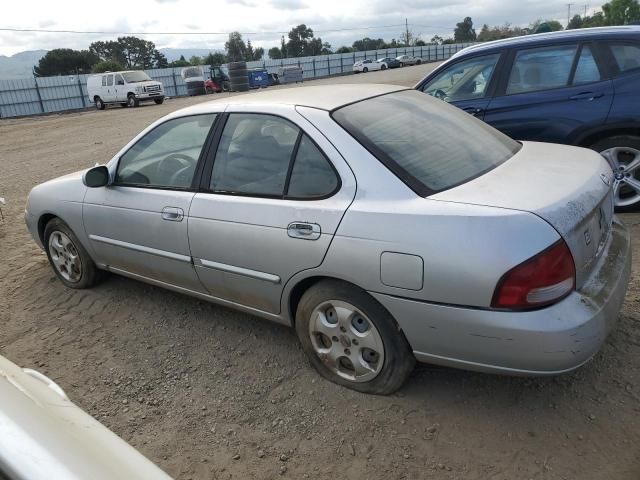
453;26;640;58
174;84;408;113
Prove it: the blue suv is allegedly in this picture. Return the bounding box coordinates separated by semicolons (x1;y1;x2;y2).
416;27;640;208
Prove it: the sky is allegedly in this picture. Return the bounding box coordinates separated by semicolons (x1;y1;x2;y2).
0;0;595;56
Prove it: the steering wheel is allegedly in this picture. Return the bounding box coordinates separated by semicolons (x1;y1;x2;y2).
157;153;195;186
433;89;449;101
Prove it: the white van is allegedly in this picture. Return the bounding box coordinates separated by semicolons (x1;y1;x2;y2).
87;71;165;110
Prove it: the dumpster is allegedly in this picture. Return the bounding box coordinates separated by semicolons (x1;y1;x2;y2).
278;65;303;84
248;68;269;88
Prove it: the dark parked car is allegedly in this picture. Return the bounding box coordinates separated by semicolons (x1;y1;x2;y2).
379;57;402;68
416;26;640;208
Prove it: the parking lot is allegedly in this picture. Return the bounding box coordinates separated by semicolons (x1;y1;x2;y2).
1;62;639;479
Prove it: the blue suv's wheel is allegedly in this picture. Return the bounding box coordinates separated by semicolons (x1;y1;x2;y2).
592;136;640;209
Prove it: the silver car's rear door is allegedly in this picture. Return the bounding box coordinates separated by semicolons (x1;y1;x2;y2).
188;105;356;315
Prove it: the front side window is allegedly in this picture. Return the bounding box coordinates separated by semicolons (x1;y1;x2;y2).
115;74;125;86
116;114;216;188
573;46;602;85
422;54;500;103
610;43;640;73
506;45;577;95
333;90;520;195
210;113;339;198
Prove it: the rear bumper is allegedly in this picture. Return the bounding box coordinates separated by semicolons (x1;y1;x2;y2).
372;218;631;375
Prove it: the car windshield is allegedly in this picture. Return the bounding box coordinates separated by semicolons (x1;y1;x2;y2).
122;71;152;83
332;90;521;195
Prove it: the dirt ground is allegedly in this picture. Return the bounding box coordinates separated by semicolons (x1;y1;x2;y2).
1;63;639;480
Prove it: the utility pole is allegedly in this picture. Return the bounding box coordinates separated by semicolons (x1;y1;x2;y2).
405;18;410;47
567;3;575;26
583;4;589;17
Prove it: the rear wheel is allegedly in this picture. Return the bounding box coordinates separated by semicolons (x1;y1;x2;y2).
94;97;105;110
363;67;368;73
44;218;103;289
416;59;422;65
127;94;139;108
295;280;415;395
381;64;387;70
591;135;640;209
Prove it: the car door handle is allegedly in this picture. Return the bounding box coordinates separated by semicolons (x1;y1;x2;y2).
569;92;604;101
462;106;483;116
161;207;184;222
287;222;321;240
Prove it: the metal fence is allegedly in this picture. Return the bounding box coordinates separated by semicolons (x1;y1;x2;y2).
0;43;472;119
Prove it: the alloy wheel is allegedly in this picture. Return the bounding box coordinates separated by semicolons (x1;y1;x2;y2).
600;146;640;207
308;300;385;383
48;231;82;283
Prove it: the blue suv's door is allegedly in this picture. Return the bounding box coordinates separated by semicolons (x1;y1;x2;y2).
483;43;613;144
418;53;503;119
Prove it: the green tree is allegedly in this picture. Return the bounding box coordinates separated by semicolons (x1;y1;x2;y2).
583;11;607;27
454;17;477;42
244;40;265;61
189;55;202;65
567;14;584;29
225;31;247;62
602;0;640;24
90;37;161;69
285;24;326;57
268;46;283;59
169;55;190;67
153;51;168;68
92;59;124;73
280;35;288;58
335;46;354;53
430;35;444;45
530;19;564;33
352;37;386;51
34;49;99;76
203;52;227;65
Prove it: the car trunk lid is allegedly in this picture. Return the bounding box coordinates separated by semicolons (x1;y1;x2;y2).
432;141;615;288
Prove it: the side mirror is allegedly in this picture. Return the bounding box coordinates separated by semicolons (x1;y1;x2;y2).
83;165;110;188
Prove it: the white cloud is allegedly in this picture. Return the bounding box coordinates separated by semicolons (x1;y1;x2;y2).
0;0;571;56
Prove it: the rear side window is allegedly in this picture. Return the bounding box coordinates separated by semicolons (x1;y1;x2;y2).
507;45;577;94
106;75;113;87
573;46;602;85
422;54;500;102
210;114;339;199
333;90;520;196
101;76;107;87
610;43;640;73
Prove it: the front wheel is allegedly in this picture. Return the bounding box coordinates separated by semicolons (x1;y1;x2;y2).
416;59;422;65
44;218;103;289
363;67;368;73
127;94;139;108
381;64;387;70
591;135;640;209
154;97;164;104
295;280;415;395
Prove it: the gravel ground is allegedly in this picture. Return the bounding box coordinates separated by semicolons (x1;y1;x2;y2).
1;63;639;480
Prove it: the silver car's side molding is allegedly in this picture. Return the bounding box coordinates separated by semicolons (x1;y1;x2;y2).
105;265;286;324
88;235;191;263
195;258;282;284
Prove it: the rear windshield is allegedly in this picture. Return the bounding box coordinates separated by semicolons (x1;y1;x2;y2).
122;71;152;83
332;90;521;196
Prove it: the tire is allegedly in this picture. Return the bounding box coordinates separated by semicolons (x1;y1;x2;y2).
120;103;127;108
228;61;247;71
94;97;105;110
363;67;368;73
416;59;422;65
44;218;103;289
127;94;139;108
154;97;164;104
295;280;415;395
590;135;640;210
381;64;387;70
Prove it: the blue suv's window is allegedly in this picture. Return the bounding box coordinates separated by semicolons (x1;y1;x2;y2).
573;46;601;85
611;44;640;73
507;45;577;95
422;54;500;102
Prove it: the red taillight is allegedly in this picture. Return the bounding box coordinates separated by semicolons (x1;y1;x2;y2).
491;240;576;310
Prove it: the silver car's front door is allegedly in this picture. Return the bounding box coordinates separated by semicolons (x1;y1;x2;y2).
83;114;218;292
188;107;356;314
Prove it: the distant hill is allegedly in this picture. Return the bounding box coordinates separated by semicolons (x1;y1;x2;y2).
0;50;47;79
0;48;227;80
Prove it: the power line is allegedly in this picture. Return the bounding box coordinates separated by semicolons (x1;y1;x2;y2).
0;23;411;36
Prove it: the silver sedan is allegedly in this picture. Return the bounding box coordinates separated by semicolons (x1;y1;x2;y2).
25;85;631;394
